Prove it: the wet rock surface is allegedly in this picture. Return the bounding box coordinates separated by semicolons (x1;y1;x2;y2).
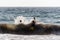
0;23;60;35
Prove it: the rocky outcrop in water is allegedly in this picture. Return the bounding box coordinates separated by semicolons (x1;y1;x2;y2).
0;22;60;35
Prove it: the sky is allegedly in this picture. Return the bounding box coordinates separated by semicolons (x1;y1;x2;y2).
0;0;60;7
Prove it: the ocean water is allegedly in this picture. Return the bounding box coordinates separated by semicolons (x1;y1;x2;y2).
0;7;60;24
0;7;60;40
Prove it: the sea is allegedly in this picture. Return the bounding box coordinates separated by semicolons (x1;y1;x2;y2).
0;7;60;40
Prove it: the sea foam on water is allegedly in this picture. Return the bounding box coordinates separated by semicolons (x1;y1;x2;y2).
14;16;33;24
14;16;44;25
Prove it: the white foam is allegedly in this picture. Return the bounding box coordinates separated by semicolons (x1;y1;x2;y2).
0;34;59;40
14;16;44;25
14;16;32;24
14;16;25;24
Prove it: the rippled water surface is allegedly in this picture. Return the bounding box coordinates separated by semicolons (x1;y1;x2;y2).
0;7;60;24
